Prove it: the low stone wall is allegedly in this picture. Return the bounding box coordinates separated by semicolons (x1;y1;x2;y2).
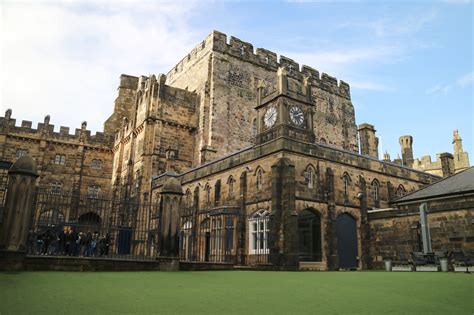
369;203;473;267
22;256;163;271
179;261;234;271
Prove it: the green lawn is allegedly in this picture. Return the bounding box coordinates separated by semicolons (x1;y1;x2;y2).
0;271;472;314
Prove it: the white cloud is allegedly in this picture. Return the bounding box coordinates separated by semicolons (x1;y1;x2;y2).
426;84;451;95
1;1;205;133
456;71;474;87
349;81;395;92
337;8;438;38
426;72;473;95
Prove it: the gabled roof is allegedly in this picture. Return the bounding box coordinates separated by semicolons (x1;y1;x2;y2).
393;167;474;204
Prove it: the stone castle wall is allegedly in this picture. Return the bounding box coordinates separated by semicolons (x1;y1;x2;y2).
0;111;113;200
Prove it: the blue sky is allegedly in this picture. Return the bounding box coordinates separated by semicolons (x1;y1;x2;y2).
1;0;472;163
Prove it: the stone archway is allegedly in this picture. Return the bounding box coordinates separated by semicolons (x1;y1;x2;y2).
336;213;358;269
77;212;101;231
298;209;322;262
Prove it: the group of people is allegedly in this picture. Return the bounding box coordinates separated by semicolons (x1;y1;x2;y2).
27;226;111;257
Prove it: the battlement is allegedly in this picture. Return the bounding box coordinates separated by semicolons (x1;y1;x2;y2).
210;31;351;99
0;109;113;148
166;30;351;99
119;74;139;90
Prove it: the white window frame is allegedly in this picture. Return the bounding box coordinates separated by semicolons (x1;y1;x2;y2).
50;181;63;194
16;149;28;158
54;154;66;165
88;185;101;198
91;159;102;169
248;210;270;255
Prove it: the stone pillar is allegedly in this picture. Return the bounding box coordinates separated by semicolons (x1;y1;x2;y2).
0;156;39;270
358;176;372;270
158;176;183;264
439;153;454;177
238;171;247;265
269;158;298;270
325;167;338;270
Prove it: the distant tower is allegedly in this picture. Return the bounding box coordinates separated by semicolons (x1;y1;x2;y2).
383;151;391;162
399;135;414;167
358;123;379;159
452;129;470;172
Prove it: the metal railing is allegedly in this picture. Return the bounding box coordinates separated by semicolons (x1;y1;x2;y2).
27;190;159;261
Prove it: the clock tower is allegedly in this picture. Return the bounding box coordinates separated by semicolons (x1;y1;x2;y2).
255;67;315;145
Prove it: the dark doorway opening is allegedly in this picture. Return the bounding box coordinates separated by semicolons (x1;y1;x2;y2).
298;209;322;262
336;213;358;269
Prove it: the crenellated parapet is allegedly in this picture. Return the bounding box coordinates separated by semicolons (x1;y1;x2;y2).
0;109;114;148
210;31;351;100
166;31;351;100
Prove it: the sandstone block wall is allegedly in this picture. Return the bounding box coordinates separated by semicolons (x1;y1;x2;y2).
0;112;113;211
369;195;474;265
164;31;359;165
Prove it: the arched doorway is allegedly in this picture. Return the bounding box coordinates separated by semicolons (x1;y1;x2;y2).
77;212;101;231
200;218;210;262
38;209;65;228
298;209;322;262
336;213;358;269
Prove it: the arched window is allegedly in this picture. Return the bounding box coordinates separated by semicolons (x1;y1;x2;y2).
50;181;63;194
305;165;316;189
227;176;235;199
252;118;257;138
397;185;406;198
256;167;264;190
342;173;351;199
91;159;102;169
204;183;211;207
214;180;221;206
88;185;101;198
248;210;270;255
185;189;192;208
371;179;380;207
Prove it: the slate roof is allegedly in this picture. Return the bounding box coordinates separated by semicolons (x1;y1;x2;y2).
393;167;474;204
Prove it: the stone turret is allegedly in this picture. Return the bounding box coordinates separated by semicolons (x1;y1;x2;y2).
358;123;379;159
383;151;391;162
399;135;414;167
452;129;470;172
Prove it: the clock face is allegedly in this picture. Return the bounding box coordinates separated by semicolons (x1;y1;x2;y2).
264;106;277;128
289;106;304;126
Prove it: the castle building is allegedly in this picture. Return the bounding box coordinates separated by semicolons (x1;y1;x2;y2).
0;31;470;269
0;110;113;224
381;129;470;177
151;66;439;270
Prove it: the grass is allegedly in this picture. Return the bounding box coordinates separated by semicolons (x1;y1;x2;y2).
0;271;472;315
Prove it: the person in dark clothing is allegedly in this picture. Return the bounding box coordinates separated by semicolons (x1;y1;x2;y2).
98;235;106;257
105;233;111;256
27;230;37;255
42;231;50;255
58;227;67;255
85;231;92;257
91;231;99;257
